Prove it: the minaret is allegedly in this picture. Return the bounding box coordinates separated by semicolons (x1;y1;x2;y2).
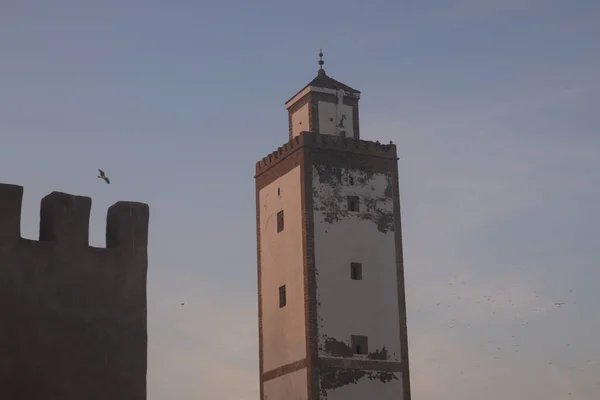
255;52;411;400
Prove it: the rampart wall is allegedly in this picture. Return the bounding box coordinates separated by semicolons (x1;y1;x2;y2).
0;183;149;400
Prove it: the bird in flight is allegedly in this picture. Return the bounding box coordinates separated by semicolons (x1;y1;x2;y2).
97;169;110;184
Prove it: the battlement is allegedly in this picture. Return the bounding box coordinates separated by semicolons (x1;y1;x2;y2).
0;183;149;249
255;131;398;176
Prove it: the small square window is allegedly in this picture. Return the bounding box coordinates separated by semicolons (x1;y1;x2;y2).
277;210;284;232
351;335;368;355
347;196;359;212
277;187;281;196
279;285;286;308
350;263;362;280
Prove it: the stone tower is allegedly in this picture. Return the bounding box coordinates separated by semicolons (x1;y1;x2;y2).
254;52;411;400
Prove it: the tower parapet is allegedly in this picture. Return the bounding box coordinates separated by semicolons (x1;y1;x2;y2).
0;184;148;249
255;131;398;176
0;182;149;400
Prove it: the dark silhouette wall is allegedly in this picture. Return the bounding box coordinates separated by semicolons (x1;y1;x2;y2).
0;183;149;400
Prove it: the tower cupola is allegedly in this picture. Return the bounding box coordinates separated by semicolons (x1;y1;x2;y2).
285;50;361;140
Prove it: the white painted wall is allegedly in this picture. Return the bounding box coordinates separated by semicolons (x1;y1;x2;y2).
285;85;359;110
320;371;403;400
317;100;353;137
312;166;402;361
259;165;307;372
264;368;308;400
291;103;309;138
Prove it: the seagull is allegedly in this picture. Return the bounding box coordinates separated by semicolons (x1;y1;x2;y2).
97;169;110;184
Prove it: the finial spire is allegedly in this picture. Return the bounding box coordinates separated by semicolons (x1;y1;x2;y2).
318;49;326;76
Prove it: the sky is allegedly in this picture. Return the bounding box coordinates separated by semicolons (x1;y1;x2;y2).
1;0;599;398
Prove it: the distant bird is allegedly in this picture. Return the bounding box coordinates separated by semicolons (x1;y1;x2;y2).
181;303;185;306
97;169;110;184
554;302;565;307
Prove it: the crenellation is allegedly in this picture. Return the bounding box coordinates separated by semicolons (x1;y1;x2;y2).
40;191;92;246
0;184;24;244
255;132;398;176
0;183;149;251
106;202;150;250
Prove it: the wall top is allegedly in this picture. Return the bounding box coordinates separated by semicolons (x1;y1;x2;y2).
255;131;397;177
0;183;149;250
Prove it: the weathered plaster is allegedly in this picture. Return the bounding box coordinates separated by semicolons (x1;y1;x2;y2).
291;103;310;138
285;85;360;110
263;367;308;400
313;165;395;233
255;129;411;398
259;166;307;372
322;336;389;361
312;164;402;366
317;100;354;137
319;368;403;400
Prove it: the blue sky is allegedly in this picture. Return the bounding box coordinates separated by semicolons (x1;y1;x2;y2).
1;0;599;398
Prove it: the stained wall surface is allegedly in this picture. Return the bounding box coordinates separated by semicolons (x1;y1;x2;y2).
258;166;307;372
312;165;403;399
0;184;149;400
255;132;410;400
263;367;308;400
319;370;403;400
317;100;354;137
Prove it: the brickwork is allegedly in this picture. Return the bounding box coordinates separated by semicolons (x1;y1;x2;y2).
255;184;264;400
301;155;320;399
391;165;413;400
256;132;397;177
0;183;149;400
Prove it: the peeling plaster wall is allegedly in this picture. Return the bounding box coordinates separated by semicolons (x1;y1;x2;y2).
291;103;309;138
263;368;308;400
317;101;354;137
312;164;402;361
320;369;403;400
259;166;306;372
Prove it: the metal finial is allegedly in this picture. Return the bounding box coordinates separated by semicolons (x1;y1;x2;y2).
318;49;325;75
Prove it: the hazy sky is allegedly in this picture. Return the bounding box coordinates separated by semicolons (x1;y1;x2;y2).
1;0;599;399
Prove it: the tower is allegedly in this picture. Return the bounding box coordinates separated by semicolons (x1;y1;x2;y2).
255;52;411;400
